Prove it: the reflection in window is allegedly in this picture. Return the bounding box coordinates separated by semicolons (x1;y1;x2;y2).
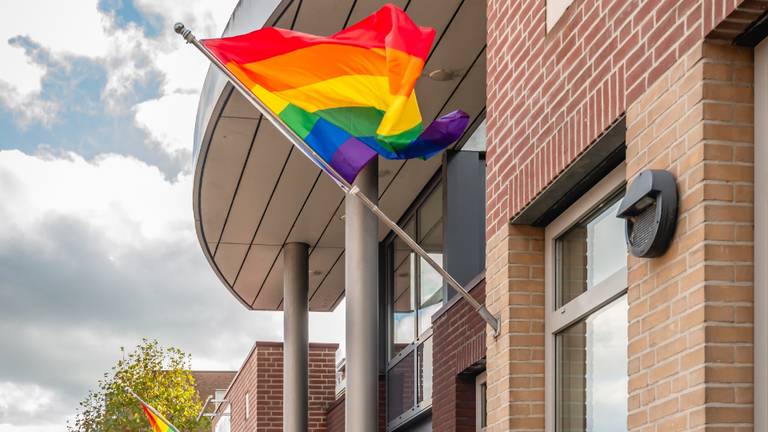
462;119;486;152
417;336;433;403
386;181;444;427
389;183;444;359
476;372;487;431
417;186;443;335
556;296;628;432
392;221;417;358
556;197;626;307
388;351;415;422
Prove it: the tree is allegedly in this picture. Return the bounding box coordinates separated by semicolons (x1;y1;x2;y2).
68;339;209;432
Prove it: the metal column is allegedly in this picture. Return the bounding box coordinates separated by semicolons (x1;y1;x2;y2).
284;242;309;432
345;160;379;431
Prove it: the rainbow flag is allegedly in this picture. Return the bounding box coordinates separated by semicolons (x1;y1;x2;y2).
202;4;469;183
140;402;179;432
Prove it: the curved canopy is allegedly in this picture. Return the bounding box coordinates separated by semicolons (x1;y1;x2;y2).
193;0;487;311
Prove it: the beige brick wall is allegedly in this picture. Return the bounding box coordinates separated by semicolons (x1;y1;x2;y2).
485;225;545;432
484;39;754;432
625;41;754;432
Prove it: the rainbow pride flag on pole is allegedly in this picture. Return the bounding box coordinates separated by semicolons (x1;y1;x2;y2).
201;3;469;183
125;387;180;432
140;402;179;432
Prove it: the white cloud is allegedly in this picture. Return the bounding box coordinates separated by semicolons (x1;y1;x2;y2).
0;426;60;432
0;0;111;105
0;149;191;248
0;383;55;417
0;0;237;154
134;92;199;154
0;149;345;429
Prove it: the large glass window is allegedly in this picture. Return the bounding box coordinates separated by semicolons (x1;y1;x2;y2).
386;181;444;427
545;165;628;432
392;220;417;356
389;183;444;360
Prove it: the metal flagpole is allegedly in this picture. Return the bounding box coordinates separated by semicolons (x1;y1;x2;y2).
174;23;500;336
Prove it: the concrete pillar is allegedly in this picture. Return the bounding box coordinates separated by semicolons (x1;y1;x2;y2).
345;159;379;431
283;242;309;432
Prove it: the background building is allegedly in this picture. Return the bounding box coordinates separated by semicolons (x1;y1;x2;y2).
211;342;337;432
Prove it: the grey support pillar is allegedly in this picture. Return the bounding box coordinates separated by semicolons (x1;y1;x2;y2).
283;242;309;432
345;159;379;431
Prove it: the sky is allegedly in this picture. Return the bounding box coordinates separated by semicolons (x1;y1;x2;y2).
0;1;346;430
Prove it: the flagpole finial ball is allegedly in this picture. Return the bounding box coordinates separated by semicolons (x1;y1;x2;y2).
174;23;185;34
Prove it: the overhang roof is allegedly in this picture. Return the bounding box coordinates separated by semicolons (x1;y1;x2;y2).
193;0;486;311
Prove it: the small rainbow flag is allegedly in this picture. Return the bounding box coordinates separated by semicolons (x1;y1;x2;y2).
140;402;179;432
202;3;469;183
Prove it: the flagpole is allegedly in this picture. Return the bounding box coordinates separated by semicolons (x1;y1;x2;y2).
174;23;500;336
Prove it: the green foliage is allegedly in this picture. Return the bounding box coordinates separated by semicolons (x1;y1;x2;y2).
68;339;209;432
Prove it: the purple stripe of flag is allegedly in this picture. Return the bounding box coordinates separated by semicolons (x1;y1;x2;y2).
329;137;378;183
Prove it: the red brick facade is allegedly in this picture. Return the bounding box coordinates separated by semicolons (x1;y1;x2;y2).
485;0;758;240
485;1;765;432
213;342;337;432
324;375;387;432
432;278;487;432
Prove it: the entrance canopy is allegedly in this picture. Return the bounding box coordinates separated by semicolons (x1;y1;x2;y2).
192;0;486;311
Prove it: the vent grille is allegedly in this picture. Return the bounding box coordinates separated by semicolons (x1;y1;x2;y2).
629;201;657;248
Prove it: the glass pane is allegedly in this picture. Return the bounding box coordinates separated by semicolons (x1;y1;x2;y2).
462;119;486;152
557;197;626;307
418;184;442;247
418;254;443;335
391;221;416;359
387;351;415;422
479;381;487;428
556;296;628;432
417;337;433;403
418;185;444;335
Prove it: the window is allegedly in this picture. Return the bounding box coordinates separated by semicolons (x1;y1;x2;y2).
386;180;443;427
214;389;227;411
244;392;250;420
462;119;486;152
547;0;574;31
390;184;444;359
476;371;488;431
545;165;628;432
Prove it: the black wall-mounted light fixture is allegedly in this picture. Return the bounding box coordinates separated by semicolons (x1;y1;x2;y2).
616;170;678;258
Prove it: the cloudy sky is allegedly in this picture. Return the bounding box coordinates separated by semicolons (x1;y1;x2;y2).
0;1;345;430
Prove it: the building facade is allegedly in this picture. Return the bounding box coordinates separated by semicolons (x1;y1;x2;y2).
485;1;767;431
193;1;768;431
212;342;338;432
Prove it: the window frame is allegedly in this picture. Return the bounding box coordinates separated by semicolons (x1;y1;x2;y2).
475;371;488;431
544;163;627;432
387;178;444;360
546;0;574;32
384;175;443;430
244;392;250;421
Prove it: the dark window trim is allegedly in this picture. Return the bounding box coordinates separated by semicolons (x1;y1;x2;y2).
511;116;626;227
430;271;486;322
734;10;768;47
383;172;443;429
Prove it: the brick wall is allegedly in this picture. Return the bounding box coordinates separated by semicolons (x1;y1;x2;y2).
324;375;387;432
486;0;758;241
485;1;764;432
215;342;338;432
625;41;754;432
432;278;487;432
485;226;545;431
